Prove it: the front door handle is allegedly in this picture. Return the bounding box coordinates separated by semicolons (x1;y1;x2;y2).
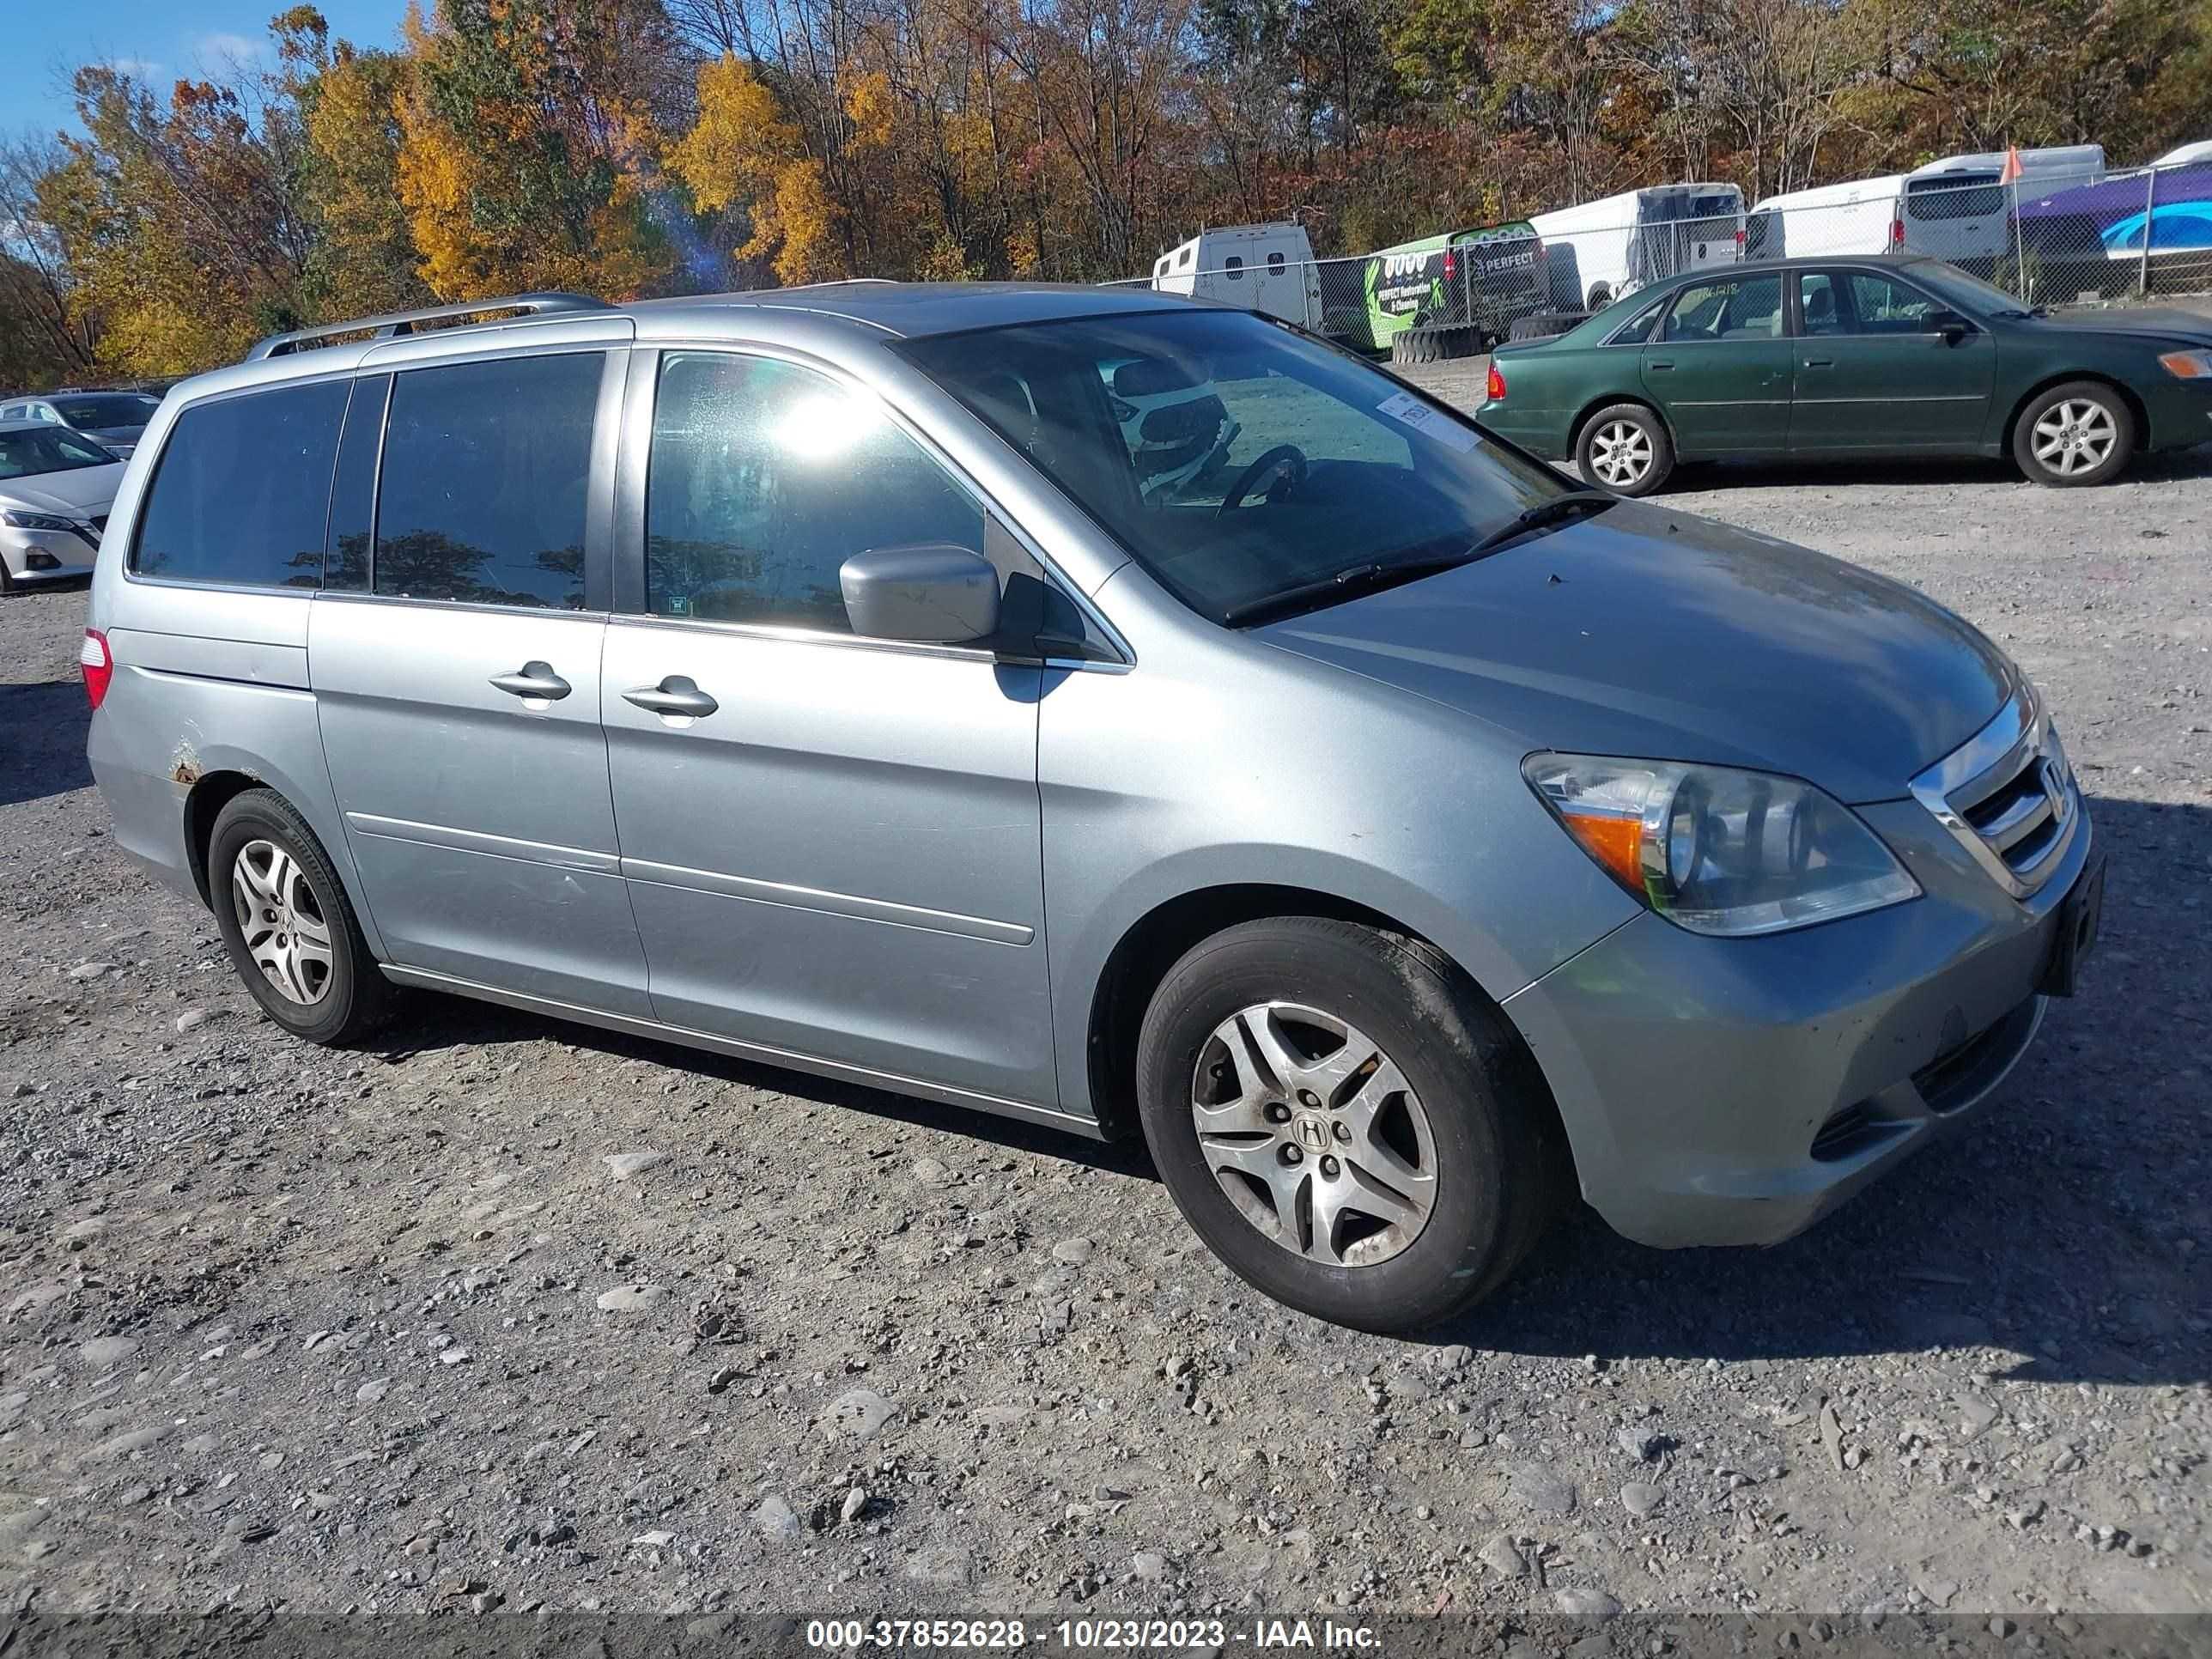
1647;360;1674;371
1802;358;1834;369
489;661;571;701
623;676;719;720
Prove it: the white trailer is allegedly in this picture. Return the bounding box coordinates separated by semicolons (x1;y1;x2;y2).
1747;146;2108;268
1150;223;1324;326
1529;184;1746;310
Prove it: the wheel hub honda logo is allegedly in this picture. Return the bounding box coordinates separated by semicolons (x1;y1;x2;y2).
1296;1115;1330;1152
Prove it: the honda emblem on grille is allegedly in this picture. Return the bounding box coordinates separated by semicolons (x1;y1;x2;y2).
2039;757;2069;823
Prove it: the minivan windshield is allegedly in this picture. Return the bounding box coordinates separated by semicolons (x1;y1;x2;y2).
900;307;1568;625
0;428;115;479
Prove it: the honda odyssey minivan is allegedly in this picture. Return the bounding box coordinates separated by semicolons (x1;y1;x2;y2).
84;284;2102;1332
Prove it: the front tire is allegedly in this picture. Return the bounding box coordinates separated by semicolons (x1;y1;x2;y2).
1576;402;1674;495
2013;380;2133;486
1134;918;1562;1333
207;788;393;1045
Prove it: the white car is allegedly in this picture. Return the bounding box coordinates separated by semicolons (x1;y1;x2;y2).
0;418;125;593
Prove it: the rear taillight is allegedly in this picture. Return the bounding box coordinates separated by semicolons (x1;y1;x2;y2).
1735;228;1746;252
1443;250;1459;282
80;629;112;710
1890;218;1905;246
1486;362;1507;402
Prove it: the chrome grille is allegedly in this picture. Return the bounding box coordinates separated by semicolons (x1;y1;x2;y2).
1910;684;2080;900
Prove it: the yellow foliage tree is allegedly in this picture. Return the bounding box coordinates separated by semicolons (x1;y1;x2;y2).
669;54;848;285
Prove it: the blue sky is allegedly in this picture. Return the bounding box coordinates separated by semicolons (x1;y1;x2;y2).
4;1;410;139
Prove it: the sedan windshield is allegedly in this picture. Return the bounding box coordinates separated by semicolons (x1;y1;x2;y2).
54;392;158;428
899;307;1565;624
0;428;115;479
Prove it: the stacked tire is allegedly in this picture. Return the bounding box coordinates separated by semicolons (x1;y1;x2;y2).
1390;325;1475;366
1507;310;1589;343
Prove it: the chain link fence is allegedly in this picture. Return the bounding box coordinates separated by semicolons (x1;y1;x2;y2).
1107;155;2212;357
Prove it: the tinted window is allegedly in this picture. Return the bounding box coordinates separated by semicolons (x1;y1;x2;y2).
55;393;159;427
1225;256;1245;281
374;353;600;610
645;352;983;632
1267;252;1285;271
1610;295;1669;344
131;381;346;587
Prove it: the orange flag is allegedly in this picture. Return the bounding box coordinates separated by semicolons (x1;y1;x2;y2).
1998;145;2025;185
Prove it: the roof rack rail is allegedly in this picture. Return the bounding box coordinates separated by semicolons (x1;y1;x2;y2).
245;292;613;361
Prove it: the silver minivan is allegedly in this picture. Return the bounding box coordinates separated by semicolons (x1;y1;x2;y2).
84;285;2102;1332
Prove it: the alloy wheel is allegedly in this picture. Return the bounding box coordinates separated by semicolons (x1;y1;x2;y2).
1589;420;1653;488
1188;1002;1437;1267
230;839;334;1006
2030;398;2117;477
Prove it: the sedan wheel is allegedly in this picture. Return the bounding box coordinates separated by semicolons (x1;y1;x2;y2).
1588;420;1654;489
2030;399;2116;477
1575;401;1675;497
2014;380;2133;488
1191;1002;1437;1268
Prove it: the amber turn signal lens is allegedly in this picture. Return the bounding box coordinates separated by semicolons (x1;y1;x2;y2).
2158;350;2211;379
1556;810;1645;896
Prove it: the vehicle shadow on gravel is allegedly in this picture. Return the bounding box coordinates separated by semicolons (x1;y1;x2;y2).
361;795;2208;1389
1673;441;2212;493
0;678;94;805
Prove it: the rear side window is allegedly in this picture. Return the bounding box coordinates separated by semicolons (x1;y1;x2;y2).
131;380;347;588
373;353;601;610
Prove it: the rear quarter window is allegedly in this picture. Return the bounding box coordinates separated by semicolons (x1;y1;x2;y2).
131;380;349;588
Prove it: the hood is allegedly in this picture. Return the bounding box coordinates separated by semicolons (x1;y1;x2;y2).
0;463;125;518
1258;502;2013;804
2020;307;2212;348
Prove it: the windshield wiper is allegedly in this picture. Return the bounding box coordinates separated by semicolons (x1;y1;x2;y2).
1223;551;1474;628
1464;490;1617;557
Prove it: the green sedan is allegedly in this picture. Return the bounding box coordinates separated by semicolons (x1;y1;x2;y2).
1476;252;2212;495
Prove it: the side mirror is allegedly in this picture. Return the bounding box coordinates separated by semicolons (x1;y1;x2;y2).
1929;309;1970;343
839;543;1000;645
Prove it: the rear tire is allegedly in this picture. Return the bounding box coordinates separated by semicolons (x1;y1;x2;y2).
1134;918;1564;1334
1510;310;1589;343
1575;402;1674;495
207;788;394;1045
2012;380;2134;487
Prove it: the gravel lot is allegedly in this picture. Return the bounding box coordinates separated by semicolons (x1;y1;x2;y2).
1;430;2207;1630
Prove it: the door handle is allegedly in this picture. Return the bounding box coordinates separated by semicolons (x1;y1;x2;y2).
1802;358;1834;369
489;661;571;701
623;676;719;720
1647;360;1674;371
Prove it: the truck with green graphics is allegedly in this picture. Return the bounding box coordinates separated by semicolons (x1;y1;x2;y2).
1316;221;1552;361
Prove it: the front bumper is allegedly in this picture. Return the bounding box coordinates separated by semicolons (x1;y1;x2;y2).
1502;781;2094;1249
2140;371;2212;453
3;526;100;583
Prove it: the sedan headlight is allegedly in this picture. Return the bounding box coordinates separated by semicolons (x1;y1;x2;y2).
1523;754;1920;937
1;509;81;533
2157;349;2212;380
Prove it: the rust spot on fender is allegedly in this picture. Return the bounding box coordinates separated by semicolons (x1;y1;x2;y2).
168;742;203;786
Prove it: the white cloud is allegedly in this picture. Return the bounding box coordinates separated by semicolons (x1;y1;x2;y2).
194;32;269;65
106;57;164;80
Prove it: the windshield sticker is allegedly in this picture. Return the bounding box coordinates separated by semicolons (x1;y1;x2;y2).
1375;391;1479;453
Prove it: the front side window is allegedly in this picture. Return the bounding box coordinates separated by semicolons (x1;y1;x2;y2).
645;351;984;632
1844;273;1942;331
0;428;114;479
373;352;601;610
131;380;346;587
1660;274;1783;341
899;307;1563;625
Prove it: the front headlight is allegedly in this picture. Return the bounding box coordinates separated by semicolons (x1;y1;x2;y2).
1523;753;1921;937
2157;349;2212;380
2;509;81;533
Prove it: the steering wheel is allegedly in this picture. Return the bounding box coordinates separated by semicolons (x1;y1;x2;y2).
1216;444;1309;514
